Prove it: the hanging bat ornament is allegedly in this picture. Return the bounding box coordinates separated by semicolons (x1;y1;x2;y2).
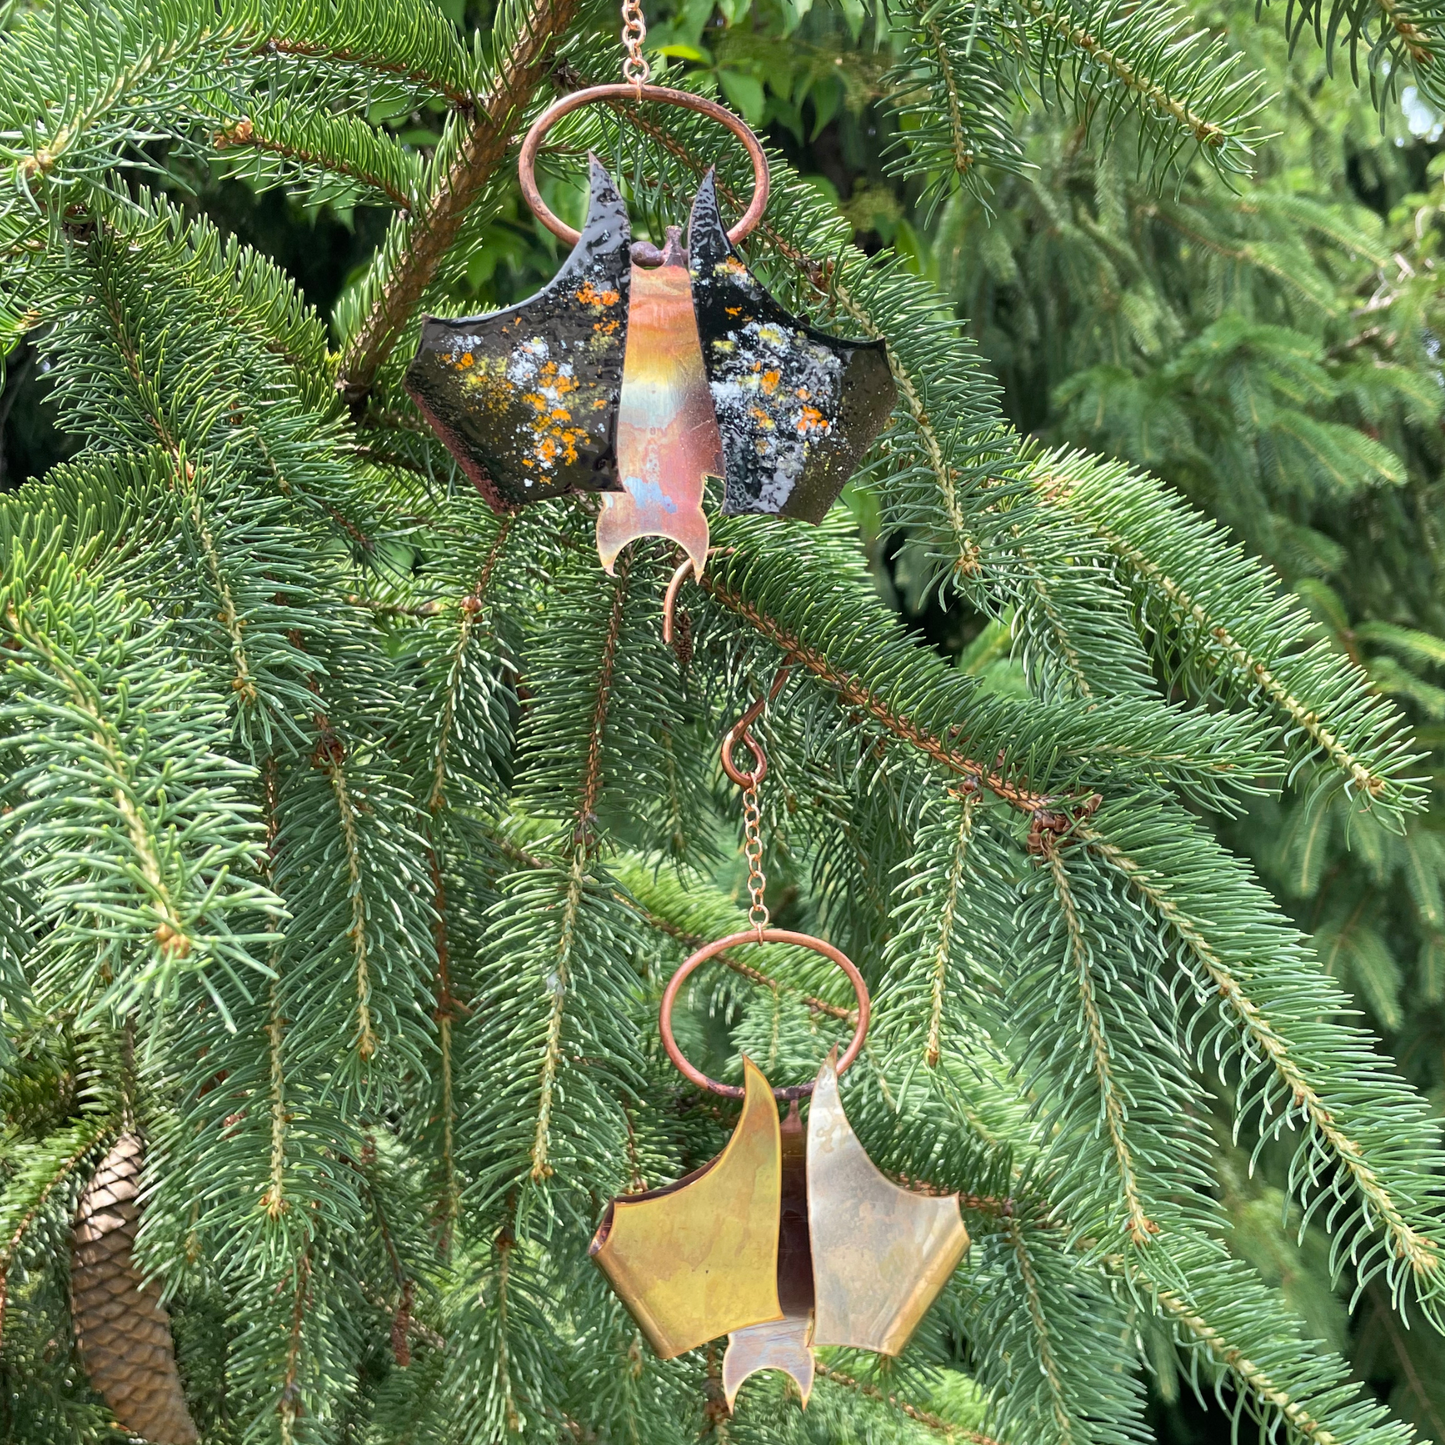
591;927;969;1410
404;85;896;575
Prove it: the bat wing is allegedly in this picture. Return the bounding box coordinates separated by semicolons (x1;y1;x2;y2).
687;171;896;522
405;156;631;512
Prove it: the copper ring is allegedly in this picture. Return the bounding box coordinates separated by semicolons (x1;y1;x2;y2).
517;83;770;249
659;929;870;1100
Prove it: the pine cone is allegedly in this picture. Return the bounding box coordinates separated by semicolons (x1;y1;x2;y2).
71;1134;199;1445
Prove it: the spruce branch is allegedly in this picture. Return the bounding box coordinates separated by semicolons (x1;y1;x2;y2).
1010;0;1266;178
426;516;515;815
1082;814;1445;1305
814;1362;1006;1444
1005;1218;1080;1443
882;0;1026;206
91;245;263;706
1036;447;1422;819
1265;0;1443;102
1042;841;1157;1247
696;531;1277;816
1109;1238;1416;1445
529;556;629;1182
336;0;584;407
279;1247;313;1445
924;794;980;1068
332;783;377;1059
426;845;460;1251
212;108;423;212
262;977;288;1220
698;565;1068;814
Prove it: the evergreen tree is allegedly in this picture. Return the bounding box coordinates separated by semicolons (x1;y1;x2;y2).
4;1;1445;1443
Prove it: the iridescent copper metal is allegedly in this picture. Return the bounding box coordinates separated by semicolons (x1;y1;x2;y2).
589;1056;782;1358
595;234;720;577
808;1051;969;1354
592;674;967;1407
723;1101;815;1408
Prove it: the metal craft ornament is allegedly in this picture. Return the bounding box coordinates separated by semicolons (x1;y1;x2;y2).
403;1;895;574
589;685;968;1411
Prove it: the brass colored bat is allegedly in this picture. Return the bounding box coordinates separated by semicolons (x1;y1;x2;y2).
590;1051;968;1410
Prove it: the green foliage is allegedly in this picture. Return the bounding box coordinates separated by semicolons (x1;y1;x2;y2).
4;0;1445;1442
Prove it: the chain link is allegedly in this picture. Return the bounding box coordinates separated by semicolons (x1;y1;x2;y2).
741;781;769;940
621;0;651;88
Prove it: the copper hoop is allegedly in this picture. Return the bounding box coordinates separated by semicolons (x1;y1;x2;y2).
659;929;870;1100
517;84;770;249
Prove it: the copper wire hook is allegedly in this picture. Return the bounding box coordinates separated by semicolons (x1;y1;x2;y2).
720;666;791;789
661;555;697;646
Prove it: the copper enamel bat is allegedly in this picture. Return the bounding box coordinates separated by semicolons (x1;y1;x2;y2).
405;157;895;573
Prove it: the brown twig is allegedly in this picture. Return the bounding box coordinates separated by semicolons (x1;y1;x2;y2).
696;568;1094;825
336;0;582;407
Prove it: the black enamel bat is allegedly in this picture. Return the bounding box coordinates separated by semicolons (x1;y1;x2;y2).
405;159;895;532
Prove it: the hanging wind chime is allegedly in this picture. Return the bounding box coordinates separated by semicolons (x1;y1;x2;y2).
404;6;954;1410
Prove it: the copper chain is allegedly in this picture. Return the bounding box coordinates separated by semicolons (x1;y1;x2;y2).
741;779;769;940
621;0;650;87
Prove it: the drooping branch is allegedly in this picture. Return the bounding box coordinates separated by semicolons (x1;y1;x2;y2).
213;118;415;211
259;37;471;108
1006;1218;1077;1444
1044;842;1157;1246
530;556;630;1182
815;1362;1006;1444
336;0;582;407
1016;2;1228;149
1084;825;1443;1286
1052;490;1390;800
696;569;1076;818
428;516;514;814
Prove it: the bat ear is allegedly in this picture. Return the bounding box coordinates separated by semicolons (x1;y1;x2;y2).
403;159;631;512
688;170;896;523
686;167;724;251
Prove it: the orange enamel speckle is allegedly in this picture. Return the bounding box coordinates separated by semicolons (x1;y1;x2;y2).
749;405;775;428
576;281;622;308
796;405;826;434
795;386;811;400
518;363;588;467
593;317;620;335
761;370;781;394
726;305;742;317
